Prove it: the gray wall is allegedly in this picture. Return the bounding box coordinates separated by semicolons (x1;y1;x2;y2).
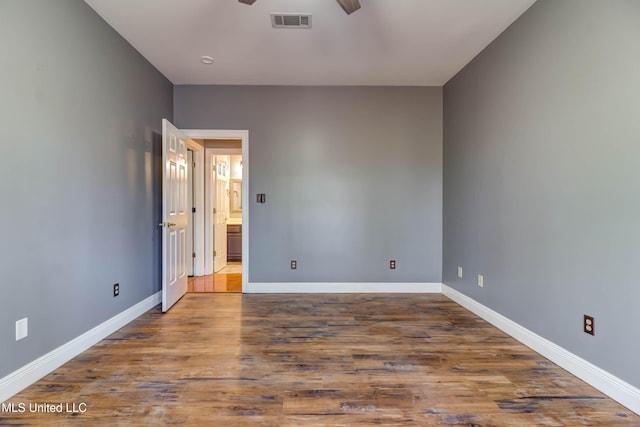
443;0;640;388
175;86;442;283
0;1;172;377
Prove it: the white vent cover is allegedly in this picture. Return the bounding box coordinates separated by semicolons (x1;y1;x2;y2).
271;13;312;29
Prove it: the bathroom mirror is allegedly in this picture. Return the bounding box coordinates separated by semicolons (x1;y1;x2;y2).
230;179;242;212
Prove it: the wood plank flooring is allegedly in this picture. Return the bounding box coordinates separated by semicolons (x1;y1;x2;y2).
187;273;242;292
3;294;638;426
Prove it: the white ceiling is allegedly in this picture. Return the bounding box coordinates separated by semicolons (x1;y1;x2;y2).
84;0;536;86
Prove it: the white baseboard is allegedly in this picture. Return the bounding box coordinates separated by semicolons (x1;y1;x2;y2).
246;282;442;293
0;291;161;403
3;285;639;417
441;284;640;416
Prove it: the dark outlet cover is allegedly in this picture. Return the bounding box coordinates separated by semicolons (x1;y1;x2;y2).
584;315;594;335
113;283;120;297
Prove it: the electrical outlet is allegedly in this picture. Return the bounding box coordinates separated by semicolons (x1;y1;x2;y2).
290;260;297;270
584;315;594;336
457;266;463;278
390;260;396;269
477;274;484;288
113;283;120;297
16;318;28;341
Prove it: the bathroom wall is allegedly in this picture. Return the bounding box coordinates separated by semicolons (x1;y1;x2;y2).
229;155;243;219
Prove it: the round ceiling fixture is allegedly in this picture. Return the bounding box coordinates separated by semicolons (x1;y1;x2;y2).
201;56;214;65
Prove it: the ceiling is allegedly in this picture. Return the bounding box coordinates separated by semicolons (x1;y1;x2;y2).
84;0;536;86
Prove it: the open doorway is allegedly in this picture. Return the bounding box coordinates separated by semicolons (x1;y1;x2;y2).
182;129;249;293
223;153;243;274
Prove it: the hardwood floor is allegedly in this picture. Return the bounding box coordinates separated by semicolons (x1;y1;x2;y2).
188;273;242;292
3;294;638;426
188;262;242;293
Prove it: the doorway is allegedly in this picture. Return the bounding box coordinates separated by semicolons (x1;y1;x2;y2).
182;129;249;293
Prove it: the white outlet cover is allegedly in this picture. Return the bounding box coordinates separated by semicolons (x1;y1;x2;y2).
16;317;28;341
477;274;484;288
457;266;463;278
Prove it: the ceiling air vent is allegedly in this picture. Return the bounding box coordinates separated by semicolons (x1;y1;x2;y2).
271;13;312;29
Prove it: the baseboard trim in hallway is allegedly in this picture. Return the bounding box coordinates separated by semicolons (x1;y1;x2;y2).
441;284;640;415
0;291;162;403
246;282;443;293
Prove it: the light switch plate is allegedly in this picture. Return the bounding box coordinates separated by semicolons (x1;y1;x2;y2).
477;274;484;288
457;266;463;278
16;318;28;341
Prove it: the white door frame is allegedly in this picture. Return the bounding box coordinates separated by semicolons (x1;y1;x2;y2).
186;149;194;277
185;139;205;277
182;129;249;293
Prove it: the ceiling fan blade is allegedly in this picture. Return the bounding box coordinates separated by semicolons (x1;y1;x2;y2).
238;0;257;5
336;0;361;15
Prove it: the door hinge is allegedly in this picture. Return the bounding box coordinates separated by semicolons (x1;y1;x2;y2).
214;251;217;257
192;207;196;213
213;208;217;214
192;252;196;258
192;161;196;168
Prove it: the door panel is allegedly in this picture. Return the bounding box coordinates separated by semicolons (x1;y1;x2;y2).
186;150;194;277
162;119;188;312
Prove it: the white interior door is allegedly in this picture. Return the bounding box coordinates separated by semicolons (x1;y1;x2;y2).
187;149;194;277
213;156;229;272
161;119;188;312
